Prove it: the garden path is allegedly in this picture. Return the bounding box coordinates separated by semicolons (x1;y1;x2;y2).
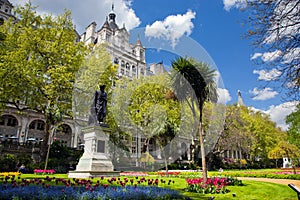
238;177;300;188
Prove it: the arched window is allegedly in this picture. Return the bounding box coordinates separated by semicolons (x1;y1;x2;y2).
29;120;45;131
0;115;18;127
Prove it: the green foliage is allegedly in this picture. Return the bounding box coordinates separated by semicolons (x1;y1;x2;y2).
286;103;300;148
0;154;17;172
217;104;287;165
268;141;300;159
0;3;86;160
47;141;83;173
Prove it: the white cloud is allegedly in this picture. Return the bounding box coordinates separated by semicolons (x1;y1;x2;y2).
261;50;282;62
265;101;298;130
249;101;298;130
145;10;196;48
251;50;282;62
250;53;263;60
253;69;282;81
223;0;248;11
250;87;278;100
217;88;232;104
13;0;141;34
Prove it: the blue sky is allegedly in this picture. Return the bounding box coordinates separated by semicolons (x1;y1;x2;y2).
13;0;297;129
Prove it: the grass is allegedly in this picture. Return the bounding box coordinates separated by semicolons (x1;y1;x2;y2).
0;173;298;200
157;177;297;200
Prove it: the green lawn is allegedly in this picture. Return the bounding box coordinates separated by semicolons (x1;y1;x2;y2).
158;177;297;200
2;173;298;200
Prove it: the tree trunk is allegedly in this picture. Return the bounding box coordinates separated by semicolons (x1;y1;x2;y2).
163;149;169;177
40;123;51;161
43;125;54;172
199;122;207;182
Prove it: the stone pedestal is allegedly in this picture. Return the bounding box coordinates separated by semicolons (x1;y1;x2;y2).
68;125;119;178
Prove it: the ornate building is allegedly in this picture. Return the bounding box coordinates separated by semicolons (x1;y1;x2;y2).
0;0;14;25
80;5;165;78
81;6;146;78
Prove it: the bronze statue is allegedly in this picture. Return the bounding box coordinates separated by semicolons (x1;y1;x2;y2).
89;85;107;125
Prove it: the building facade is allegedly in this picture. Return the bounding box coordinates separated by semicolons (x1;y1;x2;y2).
0;0;14;25
80;6;150;79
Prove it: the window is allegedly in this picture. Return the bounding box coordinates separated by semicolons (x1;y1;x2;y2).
37;121;45;131
125;63;130;69
0;117;4;125
7;117;17;127
131;146;136;154
29;122;35;130
114;58;119;64
121;60;125;67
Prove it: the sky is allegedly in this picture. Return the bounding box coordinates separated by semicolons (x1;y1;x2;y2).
12;0;298;130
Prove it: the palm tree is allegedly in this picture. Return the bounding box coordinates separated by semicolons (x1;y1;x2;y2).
171;56;217;182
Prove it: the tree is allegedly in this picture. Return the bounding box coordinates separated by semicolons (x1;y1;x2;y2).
0;3;86;160
269;141;300;171
171;57;218;181
246;0;300;100
111;74;182;171
215;105;252;162
215;103;287;169
129;80;180;173
286;103;300;148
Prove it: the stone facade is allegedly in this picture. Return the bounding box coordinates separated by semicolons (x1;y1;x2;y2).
0;0;14;25
80;6;165;78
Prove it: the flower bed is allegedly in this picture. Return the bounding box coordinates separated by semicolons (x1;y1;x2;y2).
209;170;300;180
120;171;149;176
185;177;242;194
0;172;20;177
33;169;55;174
157;171;181;176
0;184;186;200
0;174;188;200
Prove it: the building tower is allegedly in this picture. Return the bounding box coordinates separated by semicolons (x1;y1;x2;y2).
237;90;245;107
80;4;150;79
0;0;14;25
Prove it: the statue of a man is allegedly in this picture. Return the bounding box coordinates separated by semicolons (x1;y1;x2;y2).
93;85;107;124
